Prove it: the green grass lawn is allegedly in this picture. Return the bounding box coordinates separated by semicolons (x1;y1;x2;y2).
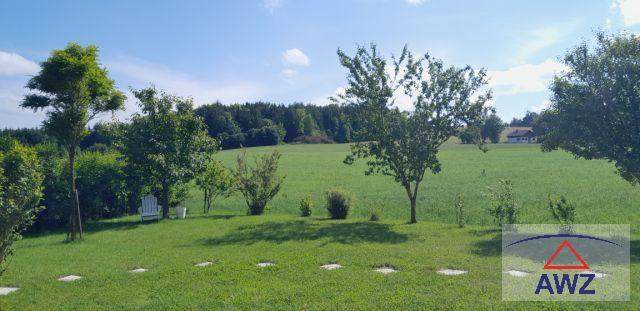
1;143;639;309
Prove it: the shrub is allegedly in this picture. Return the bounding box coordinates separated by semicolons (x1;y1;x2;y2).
325;188;351;219
31;148;128;231
292;135;334;144
246;125;285;147
547;195;576;226
486;179;518;226
299;196;313;217
221;133;246;149
0;140;43;274
454;193;465;228
234;150;285;215
196;160;235;213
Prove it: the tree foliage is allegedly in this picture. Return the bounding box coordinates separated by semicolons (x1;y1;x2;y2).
119;87;216;218
233;150;284;215
541;33;640;184
196;160;235;214
481;113;506;143
0;140;43;274
21;42;124;240
336;43;491;223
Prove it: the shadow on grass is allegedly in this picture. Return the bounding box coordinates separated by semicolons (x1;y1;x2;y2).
632;240;639;263
471;233;502;257
202;220;409;246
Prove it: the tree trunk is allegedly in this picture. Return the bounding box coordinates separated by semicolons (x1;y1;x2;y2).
67;147;82;240
404;182;419;224
161;182;170;219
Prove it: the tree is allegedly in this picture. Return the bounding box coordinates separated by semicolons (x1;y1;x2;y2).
233;150;284;215
21;43;125;240
509;111;539;126
541;33;640;184
0;139;43;274
481;113;506;143
301;113;319;136
120;87;216;218
336;44;490;223
196;160;235;213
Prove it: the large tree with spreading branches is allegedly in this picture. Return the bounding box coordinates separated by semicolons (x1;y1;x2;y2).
336;44;491;223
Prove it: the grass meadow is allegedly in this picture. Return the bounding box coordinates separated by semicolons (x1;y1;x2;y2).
1;143;638;310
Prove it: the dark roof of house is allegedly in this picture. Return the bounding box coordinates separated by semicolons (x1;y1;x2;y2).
507;129;535;138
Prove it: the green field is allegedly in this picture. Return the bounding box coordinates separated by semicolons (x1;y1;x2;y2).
1;143;638;310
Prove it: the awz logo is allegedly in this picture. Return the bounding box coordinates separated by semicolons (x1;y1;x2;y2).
536;239;595;295
506;233;623;297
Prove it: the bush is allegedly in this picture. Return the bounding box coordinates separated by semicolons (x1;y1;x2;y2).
547;195;576;226
0;140;43;274
221;133;246;149
299;196;313;217
234;150;285;215
454;193;465;228
292;135;334;144
246;125;284;147
75;151;128;220
31;148;128;231
486;179;518;226
325;188;351;219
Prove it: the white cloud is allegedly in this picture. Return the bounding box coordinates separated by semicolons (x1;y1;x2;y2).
263;0;282;12
613;0;640;26
281;68;297;78
513;26;565;64
107;58;265;108
0;78;45;128
0;50;39;76
488;59;566;95
406;0;427;5
282;48;310;67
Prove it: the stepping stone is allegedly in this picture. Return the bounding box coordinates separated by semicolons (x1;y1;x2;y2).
0;287;19;296
437;269;467;276
195;262;213;267
58;275;82;282
504;270;530;277
257;262;274;267
320;263;342;270
374;266;397;274
129;268;148;273
582;270;607;278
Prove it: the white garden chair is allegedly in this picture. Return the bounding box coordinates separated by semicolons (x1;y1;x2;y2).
139;195;161;221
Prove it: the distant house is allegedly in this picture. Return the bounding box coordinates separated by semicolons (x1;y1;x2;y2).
507;129;537;143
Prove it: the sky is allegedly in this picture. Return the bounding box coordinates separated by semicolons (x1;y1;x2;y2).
1;0;639;128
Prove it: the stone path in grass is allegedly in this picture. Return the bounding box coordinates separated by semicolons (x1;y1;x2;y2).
504;270;530;277
58;275;82;282
320;263;342;270
436;269;467;276
0;287;19;296
0;262;479;296
374;266;397;274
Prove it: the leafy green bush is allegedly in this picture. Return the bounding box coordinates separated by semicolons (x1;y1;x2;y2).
234;150;285;215
196;160;235;213
299;196;313;217
31;148;128;231
0;140;43;274
486;179;518;226
454;193;465;228
547;195;576;225
325;188;351;219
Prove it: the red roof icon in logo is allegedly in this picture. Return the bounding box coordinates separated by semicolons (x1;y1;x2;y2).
543;239;590;270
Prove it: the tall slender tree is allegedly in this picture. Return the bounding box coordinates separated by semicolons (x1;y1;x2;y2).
21;43;124;240
336;44;490;223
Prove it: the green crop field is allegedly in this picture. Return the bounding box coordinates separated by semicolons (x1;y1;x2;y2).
1;143;638;310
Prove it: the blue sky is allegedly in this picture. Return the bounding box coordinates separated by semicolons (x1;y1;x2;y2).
1;0;639;128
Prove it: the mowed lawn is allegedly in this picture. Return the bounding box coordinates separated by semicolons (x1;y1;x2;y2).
0;143;638;310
